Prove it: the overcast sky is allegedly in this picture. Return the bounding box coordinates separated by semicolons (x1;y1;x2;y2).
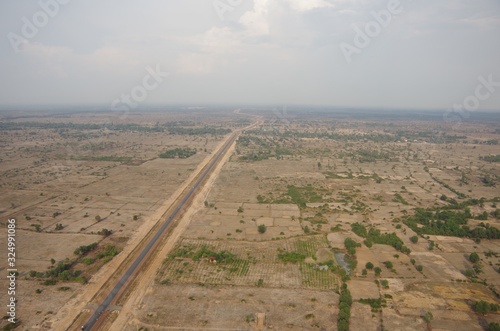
1;0;499;110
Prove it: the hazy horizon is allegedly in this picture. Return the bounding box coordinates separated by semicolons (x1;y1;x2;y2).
1;0;500;111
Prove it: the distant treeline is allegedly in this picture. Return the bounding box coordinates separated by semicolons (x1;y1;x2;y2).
480;155;500;162
159;148;197;159
167;127;231;135
0;121;232;135
245;129;470;144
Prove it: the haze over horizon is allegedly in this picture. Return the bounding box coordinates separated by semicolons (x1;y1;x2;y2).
1;0;500;111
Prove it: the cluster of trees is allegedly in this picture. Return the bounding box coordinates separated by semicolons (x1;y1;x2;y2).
346;149;396;163
394;130;466;144
338;284;352;331
172;245;236;264
351;223;410;254
237;135;295;161
97;228;112;237
159;148;197;159
465;252;482;278
344;238;361;256
359;298;384;311
472;300;499;315
0;121;167;133
168;127;231;136
261;185;327;209
280;129;397;143
74;242;98;256
403;206;500;239
277;251;305;264
29;259;87;284
489;323;500;331
72;155;132;162
480;155;500;163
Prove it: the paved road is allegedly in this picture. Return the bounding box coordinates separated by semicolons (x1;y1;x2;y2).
82;133;237;331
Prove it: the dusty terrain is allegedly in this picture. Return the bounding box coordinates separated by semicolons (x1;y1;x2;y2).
1;108;499;330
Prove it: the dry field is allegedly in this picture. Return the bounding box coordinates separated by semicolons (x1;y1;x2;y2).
1;108;499;331
0;108;244;330
134;110;500;330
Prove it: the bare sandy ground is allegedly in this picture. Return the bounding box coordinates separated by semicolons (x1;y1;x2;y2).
111;128;238;330
51;132;236;330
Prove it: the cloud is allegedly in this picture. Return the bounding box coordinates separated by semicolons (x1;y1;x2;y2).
287;0;333;12
176;52;216;75
460;15;500;30
19;41;142;78
239;0;271;35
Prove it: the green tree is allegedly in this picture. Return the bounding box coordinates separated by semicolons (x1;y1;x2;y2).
383;261;393;269
98;228;112;237
489;322;500;331
473;300;491;315
422;311;433;323
257;224;267;233
465;268;474;278
410;235;418;243
469;252;480;263
365;262;374;270
374;267;382;276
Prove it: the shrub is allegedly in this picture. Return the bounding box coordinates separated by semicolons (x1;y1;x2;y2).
278;252;305;264
469;252;480;263
422;311;433;323
489;322;500;331
257;224;267;233
98;228;112;237
472;300;499;315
